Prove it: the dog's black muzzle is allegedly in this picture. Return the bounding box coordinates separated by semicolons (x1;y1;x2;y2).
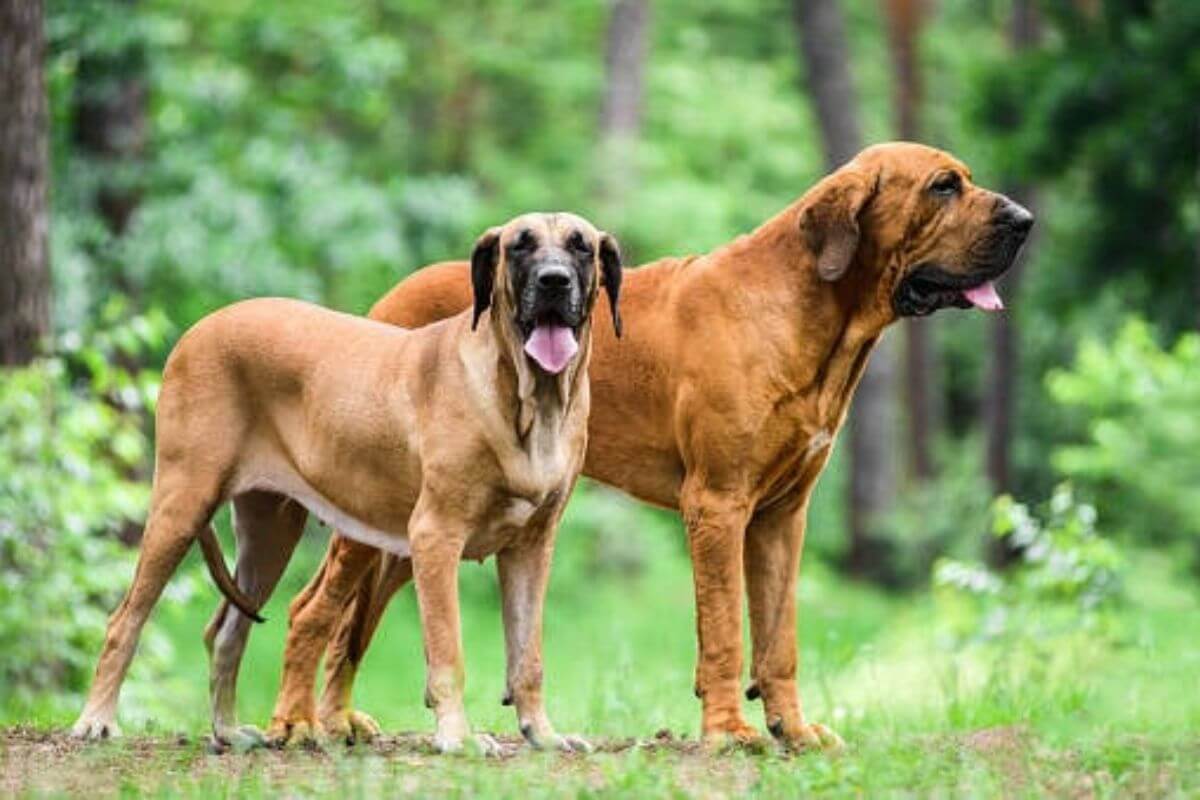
518;262;584;337
894;197;1034;317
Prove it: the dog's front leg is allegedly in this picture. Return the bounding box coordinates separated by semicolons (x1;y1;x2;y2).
497;533;591;753
744;503;844;753
410;517;502;757
680;482;763;751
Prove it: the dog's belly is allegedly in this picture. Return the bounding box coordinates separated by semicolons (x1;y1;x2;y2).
233;466;411;558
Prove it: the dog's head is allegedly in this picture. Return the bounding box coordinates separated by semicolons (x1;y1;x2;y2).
469;212;622;375
798;142;1033;319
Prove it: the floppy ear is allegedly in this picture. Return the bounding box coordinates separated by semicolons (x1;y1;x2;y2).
598;233;624;338
799;166;879;282
470;227;501;331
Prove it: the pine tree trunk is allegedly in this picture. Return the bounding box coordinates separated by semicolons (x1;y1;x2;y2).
793;0;861;166
794;0;899;580
0;0;51;365
986;0;1040;566
597;0;650;210
72;0;146;237
884;0;936;481
1195;119;1200;331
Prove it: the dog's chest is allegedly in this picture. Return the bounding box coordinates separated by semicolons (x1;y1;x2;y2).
462;487;565;560
753;418;838;509
498;417;576;499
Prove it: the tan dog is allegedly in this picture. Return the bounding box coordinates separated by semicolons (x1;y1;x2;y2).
72;212;622;755
210;142;1034;751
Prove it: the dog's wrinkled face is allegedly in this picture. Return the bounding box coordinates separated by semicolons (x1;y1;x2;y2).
470;212;622;375
801;142;1034;319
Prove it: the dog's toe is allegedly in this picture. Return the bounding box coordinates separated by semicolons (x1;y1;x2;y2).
433;731;464;755
702;724;769;755
769;718;846;755
559;734;593;754
470;733;508;758
229;725;268;752
810;722;846;753
266;719;325;749
346;711;382;743
287;721;325;748
324;709;382;745
524;729;592;754
71;716;120;741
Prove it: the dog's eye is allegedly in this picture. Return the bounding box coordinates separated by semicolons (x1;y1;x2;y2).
930;173;961;197
567;231;591;256
511;230;538;253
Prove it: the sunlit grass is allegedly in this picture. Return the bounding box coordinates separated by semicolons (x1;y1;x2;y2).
5;525;1198;796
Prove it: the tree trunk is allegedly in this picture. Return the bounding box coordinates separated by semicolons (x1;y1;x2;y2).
72;0;146;237
597;0;650;210
793;0;861;166
0;0;51;366
794;0;899;581
1195;117;1200;331
845;335;901;581
883;0;936;481
986;0;1040;566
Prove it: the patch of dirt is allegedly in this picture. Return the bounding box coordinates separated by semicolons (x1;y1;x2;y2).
961;724;1031;755
0;726;725;797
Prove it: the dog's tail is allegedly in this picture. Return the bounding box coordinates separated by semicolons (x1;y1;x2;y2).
197;524;266;623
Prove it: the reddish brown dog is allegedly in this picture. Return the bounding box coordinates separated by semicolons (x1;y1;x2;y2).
213;142;1033;751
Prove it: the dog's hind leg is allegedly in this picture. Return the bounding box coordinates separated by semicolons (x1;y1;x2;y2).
204;491;307;749
317;547;412;743
267;536;378;747
72;478;222;740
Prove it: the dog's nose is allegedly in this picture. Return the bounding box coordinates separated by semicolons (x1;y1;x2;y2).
998;200;1034;234
536;265;572;291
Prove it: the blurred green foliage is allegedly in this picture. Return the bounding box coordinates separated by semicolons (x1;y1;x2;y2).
15;0;1199;735
0;304;184;716
1049;319;1200;560
44;0;843;323
974;0;1200;333
872;438;994;587
934;484;1123;646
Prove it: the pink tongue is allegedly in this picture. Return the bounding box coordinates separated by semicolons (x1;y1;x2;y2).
524;324;578;374
962;281;1004;311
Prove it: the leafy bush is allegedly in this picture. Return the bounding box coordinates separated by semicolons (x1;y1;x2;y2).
0;305;191;716
933;484;1123;646
1047;319;1200;556
875;437;994;587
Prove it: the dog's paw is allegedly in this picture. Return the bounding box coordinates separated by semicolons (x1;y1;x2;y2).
323;709;382;745
266;718;326;749
213;723;268;753
520;723;592;754
553;733;593;754
71;713;120;741
433;729;465;755
468;733;509;758
768;718;845;755
701;721;769;754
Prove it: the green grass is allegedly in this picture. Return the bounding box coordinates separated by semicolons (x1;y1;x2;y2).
3;522;1199;797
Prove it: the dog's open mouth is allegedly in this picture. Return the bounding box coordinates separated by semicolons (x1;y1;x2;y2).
960;281;1003;311
895;265;1007;317
523;311;579;374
